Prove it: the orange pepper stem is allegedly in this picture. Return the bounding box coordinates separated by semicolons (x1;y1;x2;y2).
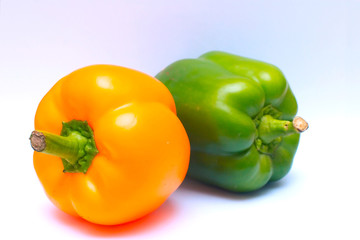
30;130;85;165
30;120;98;173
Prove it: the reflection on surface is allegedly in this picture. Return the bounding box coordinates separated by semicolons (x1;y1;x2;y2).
45;199;177;237
116;113;137;130
96;76;114;90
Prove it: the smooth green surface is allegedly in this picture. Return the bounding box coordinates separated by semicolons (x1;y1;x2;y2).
156;51;301;192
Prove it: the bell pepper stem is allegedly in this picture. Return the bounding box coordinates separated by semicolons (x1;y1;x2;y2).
292;116;309;133
30;120;98;173
258;115;308;144
30;130;87;166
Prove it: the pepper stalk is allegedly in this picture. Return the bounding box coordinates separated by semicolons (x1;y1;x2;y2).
30;120;98;173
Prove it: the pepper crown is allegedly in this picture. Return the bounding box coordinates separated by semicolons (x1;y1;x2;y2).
30;120;98;173
254;105;308;154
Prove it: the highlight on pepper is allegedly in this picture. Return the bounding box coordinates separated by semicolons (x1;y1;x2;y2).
155;51;308;192
30;65;190;225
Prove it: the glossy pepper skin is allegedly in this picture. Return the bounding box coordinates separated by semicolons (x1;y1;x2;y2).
31;65;190;225
155;51;307;192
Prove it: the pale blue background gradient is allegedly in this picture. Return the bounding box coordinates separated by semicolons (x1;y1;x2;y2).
1;0;359;118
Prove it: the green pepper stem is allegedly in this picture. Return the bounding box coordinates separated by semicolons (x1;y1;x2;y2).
257;115;308;144
292;116;309;133
30;130;87;166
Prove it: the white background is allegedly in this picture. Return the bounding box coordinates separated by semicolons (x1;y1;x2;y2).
1;0;359;239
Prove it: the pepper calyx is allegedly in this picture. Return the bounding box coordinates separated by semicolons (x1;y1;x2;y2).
30;120;98;174
253;105;308;155
60;120;98;173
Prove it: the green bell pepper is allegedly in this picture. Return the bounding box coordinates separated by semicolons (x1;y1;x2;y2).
155;51;308;192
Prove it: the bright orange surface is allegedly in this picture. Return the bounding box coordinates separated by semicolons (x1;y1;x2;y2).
33;65;190;225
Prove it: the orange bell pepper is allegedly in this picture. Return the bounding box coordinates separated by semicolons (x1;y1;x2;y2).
30;65;190;225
